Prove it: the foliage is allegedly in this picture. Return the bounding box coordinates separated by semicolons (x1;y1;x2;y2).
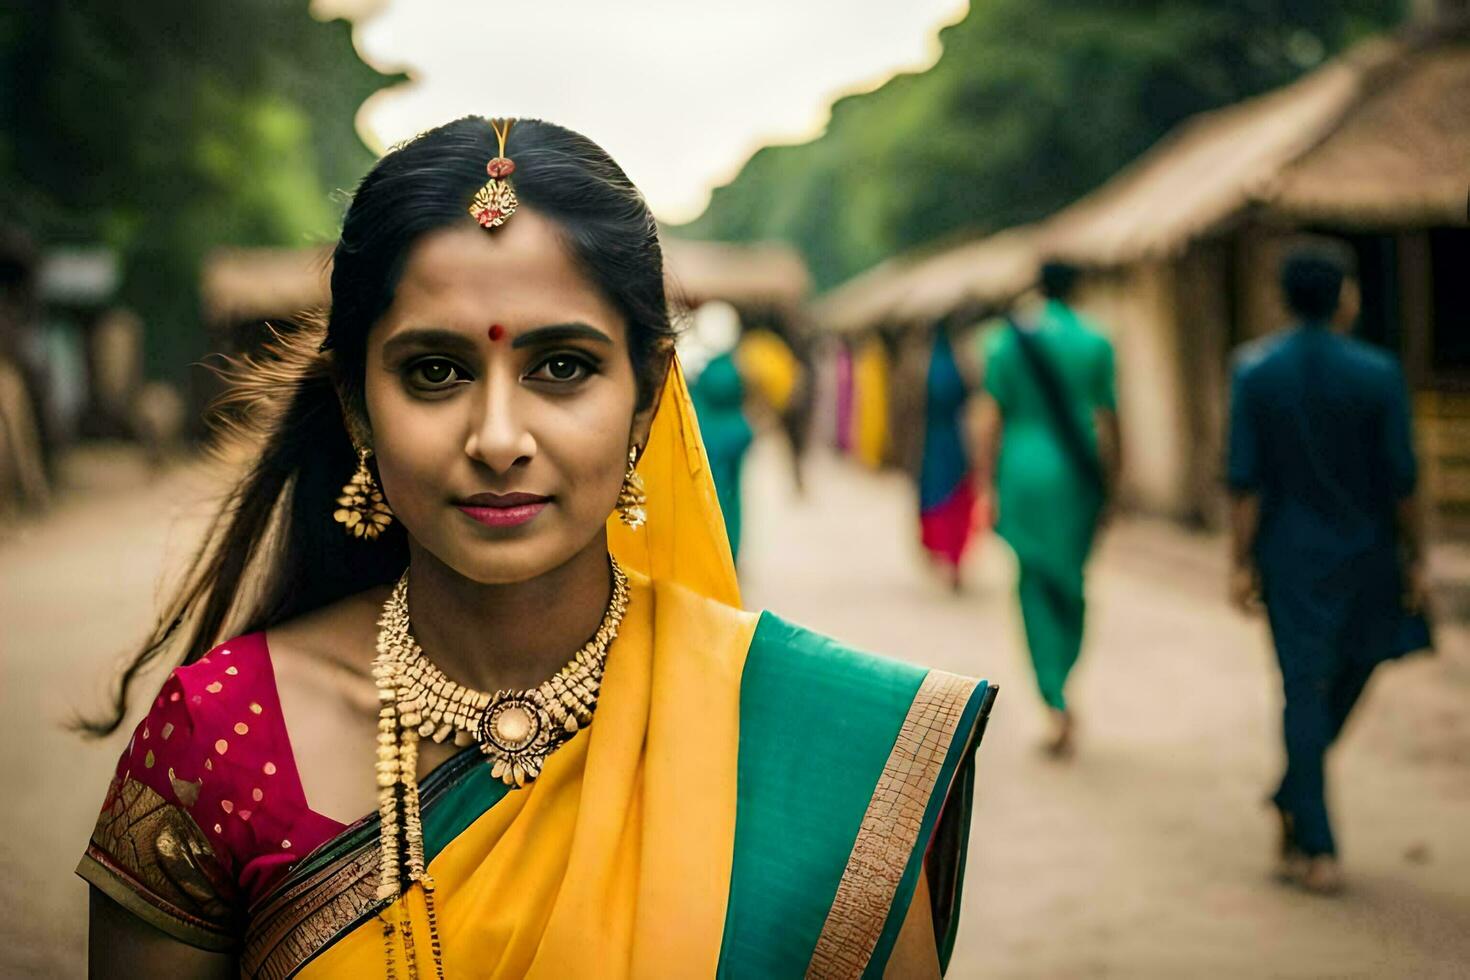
0;1;401;378
679;0;1404;290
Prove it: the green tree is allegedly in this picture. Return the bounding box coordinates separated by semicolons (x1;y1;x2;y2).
0;1;401;379
680;0;1403;290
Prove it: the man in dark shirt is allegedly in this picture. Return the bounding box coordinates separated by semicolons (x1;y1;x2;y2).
1227;240;1427;894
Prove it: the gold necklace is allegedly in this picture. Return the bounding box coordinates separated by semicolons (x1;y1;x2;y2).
376;556;628;787
369;557;630;978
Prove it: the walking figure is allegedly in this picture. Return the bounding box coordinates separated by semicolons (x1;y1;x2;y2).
1227;239;1431;895
976;261;1120;757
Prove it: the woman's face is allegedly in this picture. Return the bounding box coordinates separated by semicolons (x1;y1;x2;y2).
363;211;654;585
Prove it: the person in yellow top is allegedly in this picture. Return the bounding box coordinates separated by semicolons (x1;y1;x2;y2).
76;116;996;979
738;322;810;495
852;333;892;470
737;326;802;416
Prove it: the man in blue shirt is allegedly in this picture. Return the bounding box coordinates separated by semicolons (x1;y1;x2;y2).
1227;240;1428;894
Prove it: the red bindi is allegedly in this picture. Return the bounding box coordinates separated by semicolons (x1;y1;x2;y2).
488;324;506;342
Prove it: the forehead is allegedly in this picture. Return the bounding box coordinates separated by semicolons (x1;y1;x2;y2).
380;209;624;337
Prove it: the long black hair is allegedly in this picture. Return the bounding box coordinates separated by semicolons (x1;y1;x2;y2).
79;117;675;736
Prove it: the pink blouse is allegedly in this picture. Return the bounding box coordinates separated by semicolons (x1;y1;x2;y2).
78;634;347;945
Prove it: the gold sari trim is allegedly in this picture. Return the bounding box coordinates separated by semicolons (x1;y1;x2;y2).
76;775;238;951
242;840;380;980
805;670;980;980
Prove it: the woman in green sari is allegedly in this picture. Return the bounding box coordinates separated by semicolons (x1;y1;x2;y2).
975;262;1116;758
77;117;995;978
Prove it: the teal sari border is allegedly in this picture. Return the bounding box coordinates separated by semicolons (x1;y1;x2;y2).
718;612;926;979
861;679;992;978
717;613;992;979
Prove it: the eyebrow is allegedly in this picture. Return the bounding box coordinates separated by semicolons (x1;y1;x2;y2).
511;322;614;349
380;327;480;360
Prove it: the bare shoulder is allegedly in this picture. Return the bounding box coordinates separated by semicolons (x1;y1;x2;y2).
266;586;392;717
263;586;395;822
268;587;389;671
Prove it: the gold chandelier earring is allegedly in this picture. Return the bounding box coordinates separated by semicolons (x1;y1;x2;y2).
616;446;647;529
333;445;394;540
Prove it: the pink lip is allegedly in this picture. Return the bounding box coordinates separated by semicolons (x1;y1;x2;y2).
455;492;551;529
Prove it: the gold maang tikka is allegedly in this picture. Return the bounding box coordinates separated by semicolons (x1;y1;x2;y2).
469;118;518;229
617;446;647;529
334;446;394;539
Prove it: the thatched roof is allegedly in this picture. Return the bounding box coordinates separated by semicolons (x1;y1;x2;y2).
886;227;1038;324
1268;43;1470;223
807;255;922;335
201;237;812;326
201;246;331;325
810;227;1038;335
1042;25;1470;267
783;23;1470;337
661;237;811;311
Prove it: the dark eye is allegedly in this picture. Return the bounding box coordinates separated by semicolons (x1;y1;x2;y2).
529;354;593;384
406;358;465;390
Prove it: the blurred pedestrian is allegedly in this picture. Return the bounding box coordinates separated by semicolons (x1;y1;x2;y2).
975;261;1120;756
686;301;755;563
735;321;808;495
0;227;51;512
834;339;855;455
918;324;981;591
851;332;891;470
1227;239;1431;895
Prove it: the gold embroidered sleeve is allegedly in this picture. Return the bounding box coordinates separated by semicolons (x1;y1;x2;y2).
77;774;241;951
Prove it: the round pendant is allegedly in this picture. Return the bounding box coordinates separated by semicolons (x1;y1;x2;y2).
480;695;543;753
477;692;560;787
492;704;534;747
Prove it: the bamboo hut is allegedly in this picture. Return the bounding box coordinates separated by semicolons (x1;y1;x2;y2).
808;255;925;337
661;237;811;322
809;228;1039;337
808;17;1468;527
1031;19;1470;528
200;245;333;352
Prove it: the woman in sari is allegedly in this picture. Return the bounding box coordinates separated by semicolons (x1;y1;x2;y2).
77;117;996;979
686;302;754;564
916;327;980;592
851;334;891;471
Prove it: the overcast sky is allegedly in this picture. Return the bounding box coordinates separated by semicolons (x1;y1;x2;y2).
331;0;967;223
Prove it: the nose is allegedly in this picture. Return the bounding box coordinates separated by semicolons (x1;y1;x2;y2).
463;374;536;475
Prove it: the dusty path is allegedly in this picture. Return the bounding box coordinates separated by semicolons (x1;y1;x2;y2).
2;440;1467;978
